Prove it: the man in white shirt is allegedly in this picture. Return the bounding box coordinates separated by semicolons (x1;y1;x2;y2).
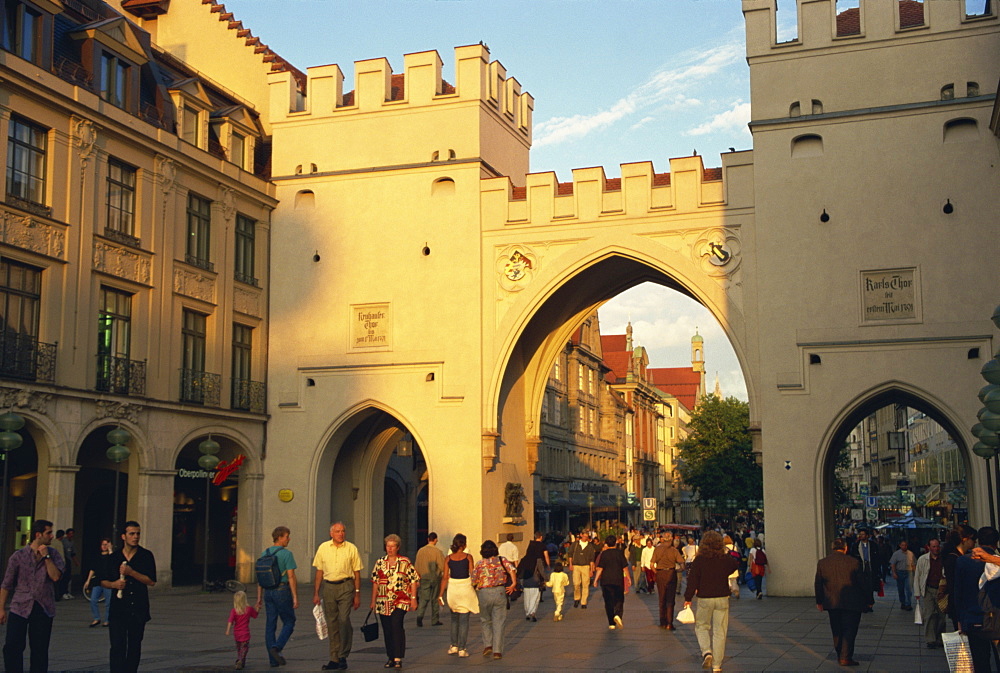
498;534;519;563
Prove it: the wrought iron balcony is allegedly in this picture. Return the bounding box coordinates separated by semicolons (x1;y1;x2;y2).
232;378;266;414
180;369;221;406
96;355;146;396
234;271;258;287
0;332;56;383
102;227;142;249
183;254;215;273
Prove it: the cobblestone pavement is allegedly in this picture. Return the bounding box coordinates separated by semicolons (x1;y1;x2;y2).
9;580;950;672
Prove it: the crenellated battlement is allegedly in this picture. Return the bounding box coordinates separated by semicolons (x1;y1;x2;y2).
743;0;998;58
743;0;999;122
480;153;753;229
267;45;533;139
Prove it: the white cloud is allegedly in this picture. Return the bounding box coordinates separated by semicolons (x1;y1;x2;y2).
685;101;751;136
533;41;742;147
630;116;656;131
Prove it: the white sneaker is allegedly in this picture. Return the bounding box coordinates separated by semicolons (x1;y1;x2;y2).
447;646;459;655
608;625;616;630
614;615;623;629
458;650;469;658
62;593;73;600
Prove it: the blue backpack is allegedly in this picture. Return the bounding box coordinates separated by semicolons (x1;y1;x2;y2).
256;548;282;589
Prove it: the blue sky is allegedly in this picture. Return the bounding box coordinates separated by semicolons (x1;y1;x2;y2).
222;0;751;399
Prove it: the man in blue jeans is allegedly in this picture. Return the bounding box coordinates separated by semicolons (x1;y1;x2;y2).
256;527;298;667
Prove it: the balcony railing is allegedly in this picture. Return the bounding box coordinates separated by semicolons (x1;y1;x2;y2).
184;254;215;273
102;227;142;249
180;369;221;406
96;355;146;396
0;332;56;383
232;378;266;414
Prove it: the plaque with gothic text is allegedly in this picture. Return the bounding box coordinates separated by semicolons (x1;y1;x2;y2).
350;302;391;351
860;268;920;324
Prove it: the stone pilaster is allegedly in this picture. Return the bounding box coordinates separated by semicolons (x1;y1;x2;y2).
38;464;79;529
135;468;177;588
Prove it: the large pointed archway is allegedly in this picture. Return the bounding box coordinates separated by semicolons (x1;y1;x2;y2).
489;252;756;537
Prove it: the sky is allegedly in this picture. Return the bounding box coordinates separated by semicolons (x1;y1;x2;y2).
221;0;753;400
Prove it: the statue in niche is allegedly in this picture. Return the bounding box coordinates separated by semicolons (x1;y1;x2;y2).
504;482;525;521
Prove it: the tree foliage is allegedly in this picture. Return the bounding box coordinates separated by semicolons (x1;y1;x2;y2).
677;395;761;507
832;441;852;508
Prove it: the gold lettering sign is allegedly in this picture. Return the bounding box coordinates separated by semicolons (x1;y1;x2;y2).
860;268;918;323
350;302;391;351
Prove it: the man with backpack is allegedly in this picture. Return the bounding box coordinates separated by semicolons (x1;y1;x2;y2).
256;526;298;667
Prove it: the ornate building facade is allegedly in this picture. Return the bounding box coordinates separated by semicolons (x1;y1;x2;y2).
0;0;297;585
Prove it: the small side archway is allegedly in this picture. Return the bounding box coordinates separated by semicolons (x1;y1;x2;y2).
313;403;429;563
817;382;975;555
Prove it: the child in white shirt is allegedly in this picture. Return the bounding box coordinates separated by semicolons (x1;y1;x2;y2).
546;561;570;621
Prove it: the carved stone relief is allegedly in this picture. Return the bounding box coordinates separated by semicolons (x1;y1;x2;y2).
0;388;52;414
233;286;261;317
95;401;142;425
173;267;216;303
93;241;152;285
1;211;66;259
219;185;236;222
71;117;98;164
155;155;176;194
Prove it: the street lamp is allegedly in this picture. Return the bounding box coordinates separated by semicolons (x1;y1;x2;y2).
976;312;1000;530
198;435;220;591
0;410;25;563
105;426;131;547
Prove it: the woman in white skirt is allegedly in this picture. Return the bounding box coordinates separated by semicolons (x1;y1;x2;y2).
438;534;478;657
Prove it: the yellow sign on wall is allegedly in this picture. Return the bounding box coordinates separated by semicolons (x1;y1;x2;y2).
643;509;656;521
278;489;294;502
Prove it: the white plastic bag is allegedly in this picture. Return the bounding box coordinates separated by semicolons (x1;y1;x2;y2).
314;603;328;640
914;600;923;625
676;605;695;624
942;630;974;673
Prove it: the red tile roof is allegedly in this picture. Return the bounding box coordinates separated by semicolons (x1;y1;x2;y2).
600;335;630;383
557;182;574;195
899;0;924;28
339;74;456;107
836;7;861;36
703;167;722;181
648;367;701;410
653;172;671;186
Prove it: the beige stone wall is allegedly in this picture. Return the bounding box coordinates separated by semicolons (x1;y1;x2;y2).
744;0;1000;594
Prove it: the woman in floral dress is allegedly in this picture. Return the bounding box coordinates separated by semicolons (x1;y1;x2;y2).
370;534;420;669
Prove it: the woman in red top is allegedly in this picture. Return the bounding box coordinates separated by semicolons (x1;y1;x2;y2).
369;534;419;669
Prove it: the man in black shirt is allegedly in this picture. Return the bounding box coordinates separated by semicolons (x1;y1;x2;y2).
100;521;156;673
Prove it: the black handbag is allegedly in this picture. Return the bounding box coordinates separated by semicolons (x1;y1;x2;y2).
360;609;379;642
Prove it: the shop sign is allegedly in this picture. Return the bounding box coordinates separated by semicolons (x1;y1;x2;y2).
176;453;246;484
212;454;245;485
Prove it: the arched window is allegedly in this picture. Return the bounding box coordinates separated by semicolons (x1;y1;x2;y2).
943;118;978;143
791;134;824;158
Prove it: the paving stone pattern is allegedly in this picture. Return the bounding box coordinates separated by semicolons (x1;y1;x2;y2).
16;580;950;672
